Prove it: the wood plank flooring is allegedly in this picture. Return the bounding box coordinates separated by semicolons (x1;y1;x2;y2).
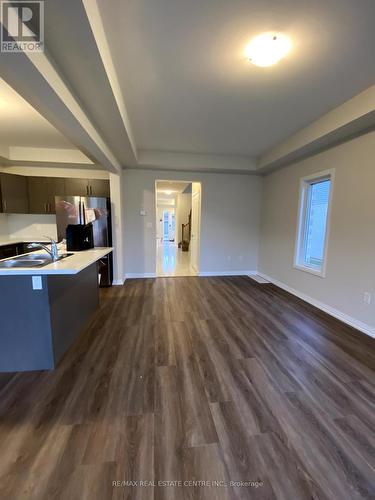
0;276;374;499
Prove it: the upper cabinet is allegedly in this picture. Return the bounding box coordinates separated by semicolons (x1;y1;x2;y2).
64;178;88;196
47;177;66;212
88;179;110;197
28;177;65;214
64;178;110;197
27;177;47;214
0;173;110;215
0;173;28;214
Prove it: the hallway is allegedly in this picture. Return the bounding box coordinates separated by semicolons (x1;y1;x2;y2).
156;241;196;277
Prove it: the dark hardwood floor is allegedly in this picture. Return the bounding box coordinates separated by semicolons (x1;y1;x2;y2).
0;276;374;499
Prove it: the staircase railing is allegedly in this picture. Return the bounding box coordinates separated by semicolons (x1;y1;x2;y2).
180;210;192;251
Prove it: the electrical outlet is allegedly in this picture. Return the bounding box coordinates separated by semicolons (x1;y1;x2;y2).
363;292;372;305
32;276;43;290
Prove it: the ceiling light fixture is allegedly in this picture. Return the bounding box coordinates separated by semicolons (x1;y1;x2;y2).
245;32;291;67
164;190;173;195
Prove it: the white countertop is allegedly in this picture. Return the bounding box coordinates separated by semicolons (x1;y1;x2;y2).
0;247;113;276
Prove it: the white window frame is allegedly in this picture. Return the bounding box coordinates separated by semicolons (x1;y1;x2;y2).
294;168;335;278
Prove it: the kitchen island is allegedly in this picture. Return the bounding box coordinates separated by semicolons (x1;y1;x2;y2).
0;247;112;372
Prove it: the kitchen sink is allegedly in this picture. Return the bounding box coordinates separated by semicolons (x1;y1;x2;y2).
0;253;73;269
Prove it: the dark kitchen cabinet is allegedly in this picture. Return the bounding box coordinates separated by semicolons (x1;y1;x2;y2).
88;179;110;197
64;178;88;196
64;178;110;197
0;244;18;260
0;173;110;216
28;177;48;214
28;177;65;214
0;242;49;260
0;242;30;259
47;177;65;213
0;173;28;214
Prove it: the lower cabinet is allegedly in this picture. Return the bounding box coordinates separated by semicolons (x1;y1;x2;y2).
0;242;52;260
0;243;26;260
0;245;18;260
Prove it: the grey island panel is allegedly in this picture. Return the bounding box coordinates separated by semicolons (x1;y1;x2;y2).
0;262;100;372
0;275;54;371
48;263;99;364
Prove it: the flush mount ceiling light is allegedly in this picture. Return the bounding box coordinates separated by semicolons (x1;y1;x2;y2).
164;190;173;195
245;32;291;67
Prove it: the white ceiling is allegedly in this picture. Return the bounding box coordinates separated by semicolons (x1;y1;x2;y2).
101;0;375;157
156;180;190;206
0;78;75;149
156;180;190;193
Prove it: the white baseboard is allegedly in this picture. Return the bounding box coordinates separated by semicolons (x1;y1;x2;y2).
257;272;375;339
125;272;156;279
112;278;126;286
122;271;256;279
199;270;257;277
249;274;270;284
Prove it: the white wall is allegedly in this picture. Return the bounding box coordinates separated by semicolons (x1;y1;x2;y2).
0;214;9;238
109;171;125;284
6;214;57;240
259;130;375;333
123;169;262;276
156;206;163;240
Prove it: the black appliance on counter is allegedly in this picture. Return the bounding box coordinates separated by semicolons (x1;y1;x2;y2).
55;195;113;286
66;223;94;251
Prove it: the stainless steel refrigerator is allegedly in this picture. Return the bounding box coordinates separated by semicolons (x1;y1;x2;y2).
55;196;113;286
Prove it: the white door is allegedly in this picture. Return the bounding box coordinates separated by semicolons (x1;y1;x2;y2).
190;184;201;272
163;211;169;241
169;212;175;241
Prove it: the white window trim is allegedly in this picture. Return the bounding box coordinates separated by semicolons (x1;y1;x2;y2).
293;168;335;278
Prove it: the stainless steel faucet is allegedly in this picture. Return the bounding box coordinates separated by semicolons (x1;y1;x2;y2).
27;236;59;261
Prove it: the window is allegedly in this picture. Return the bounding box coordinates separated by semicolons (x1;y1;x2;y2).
163;210;169;241
294;170;334;277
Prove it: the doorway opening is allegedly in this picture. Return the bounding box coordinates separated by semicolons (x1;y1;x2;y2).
155;180;201;277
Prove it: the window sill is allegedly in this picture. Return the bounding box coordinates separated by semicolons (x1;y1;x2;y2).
293;264;326;278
